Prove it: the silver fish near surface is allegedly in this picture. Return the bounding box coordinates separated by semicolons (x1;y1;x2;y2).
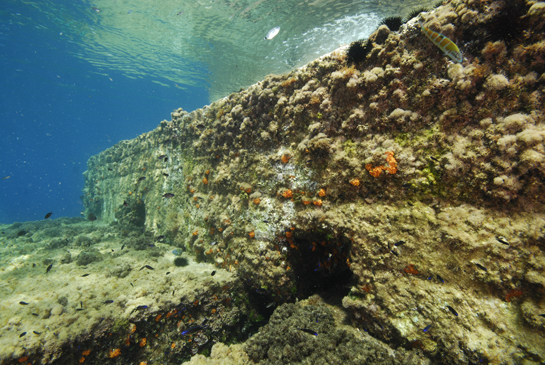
264;26;280;40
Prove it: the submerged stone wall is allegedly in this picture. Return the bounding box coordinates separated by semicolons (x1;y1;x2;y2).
84;0;545;363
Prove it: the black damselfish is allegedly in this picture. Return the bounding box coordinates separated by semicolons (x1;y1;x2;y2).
181;325;207;336
446;305;458;316
298;328;318;336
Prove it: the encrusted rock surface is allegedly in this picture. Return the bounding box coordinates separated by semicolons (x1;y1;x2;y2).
82;0;545;363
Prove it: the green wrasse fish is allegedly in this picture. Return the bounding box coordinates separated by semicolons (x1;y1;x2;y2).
421;24;462;63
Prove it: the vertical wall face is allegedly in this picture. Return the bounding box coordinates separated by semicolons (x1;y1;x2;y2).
82;1;545;363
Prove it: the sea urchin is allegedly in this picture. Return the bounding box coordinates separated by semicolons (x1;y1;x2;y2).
380;16;403;32
346;40;373;65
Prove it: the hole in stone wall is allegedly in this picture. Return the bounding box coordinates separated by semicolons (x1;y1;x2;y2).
114;199;146;227
285;228;354;303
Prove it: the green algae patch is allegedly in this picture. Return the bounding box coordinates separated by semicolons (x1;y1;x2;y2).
342;139;357;157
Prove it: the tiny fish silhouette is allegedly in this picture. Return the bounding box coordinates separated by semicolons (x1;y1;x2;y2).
298;328;317;336
264;26;280;40
44;212;53;219
496;236;509;245
181;325;206;335
446;305;458;316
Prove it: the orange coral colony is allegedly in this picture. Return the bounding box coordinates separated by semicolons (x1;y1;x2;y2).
82;350;91;356
139;338;147;347
282;189;293;198
281;154;291;163
249;231;255;238
349;178;360;186
313;199;323;206
366;151;397;177
202;177;208;185
108;349;121;358
404;264;419;275
318;188;326;197
505;289;523;302
253;198;261;204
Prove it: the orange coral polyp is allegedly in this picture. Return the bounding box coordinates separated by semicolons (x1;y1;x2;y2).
109;349;121;358
318;188;326;197
203;177;208;185
404;264;419;275
139;338;147;347
366;151;397;177
281;155;291;163
313;199;323;206
253;198;261;204
366;165;383;178
349;178;360;186
249;231;255;238
282;190;293;198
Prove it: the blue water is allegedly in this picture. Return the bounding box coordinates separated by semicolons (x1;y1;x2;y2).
0;1;208;223
0;0;436;224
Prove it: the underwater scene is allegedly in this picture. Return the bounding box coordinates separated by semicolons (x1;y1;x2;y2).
2;0;545;364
